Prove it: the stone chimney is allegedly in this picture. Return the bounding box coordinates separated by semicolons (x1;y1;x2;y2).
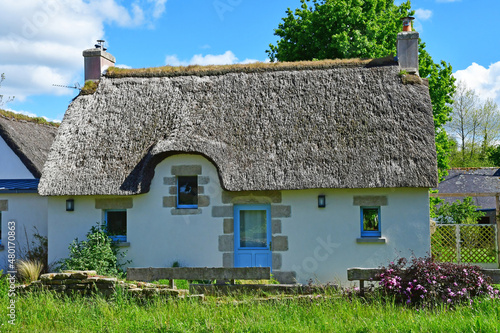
397;17;419;75
83;40;115;81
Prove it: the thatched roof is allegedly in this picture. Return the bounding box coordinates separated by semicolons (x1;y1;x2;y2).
0;111;58;178
436;168;500;209
39;60;437;196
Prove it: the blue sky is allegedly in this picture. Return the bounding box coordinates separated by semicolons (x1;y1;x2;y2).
1;0;499;122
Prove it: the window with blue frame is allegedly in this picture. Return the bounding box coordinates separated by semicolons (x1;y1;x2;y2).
105;210;127;242
177;176;198;208
361;207;381;237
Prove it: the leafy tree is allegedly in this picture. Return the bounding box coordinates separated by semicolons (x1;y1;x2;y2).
267;0;456;180
446;82;500;167
267;0;411;62
431;197;485;224
0;73;14;107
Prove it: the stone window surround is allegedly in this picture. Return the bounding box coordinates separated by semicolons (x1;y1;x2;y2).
163;165;210;215
353;196;388;244
95;198;132;247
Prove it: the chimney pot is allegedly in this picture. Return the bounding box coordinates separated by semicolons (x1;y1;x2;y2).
401;16;415;32
83;40;115;82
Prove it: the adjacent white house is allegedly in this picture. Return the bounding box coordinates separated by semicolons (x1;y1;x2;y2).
0;112;58;271
39;27;436;284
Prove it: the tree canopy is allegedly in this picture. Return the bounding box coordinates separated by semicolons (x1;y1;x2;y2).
267;0;456;180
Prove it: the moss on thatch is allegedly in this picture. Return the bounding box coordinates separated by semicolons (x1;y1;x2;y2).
0;109;59;127
106;57;396;79
80;80;99;95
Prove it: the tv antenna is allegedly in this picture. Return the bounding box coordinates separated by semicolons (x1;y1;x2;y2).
52;82;82;90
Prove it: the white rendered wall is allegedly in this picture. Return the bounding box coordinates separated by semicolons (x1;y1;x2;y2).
127;154;224;268
0;193;48;271
46;154;431;285
280;188;431;285
0;136;34;179
47;196;102;265
47;154;224;269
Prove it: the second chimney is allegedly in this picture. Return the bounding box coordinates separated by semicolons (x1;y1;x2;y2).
397;17;419;75
83;40;116;81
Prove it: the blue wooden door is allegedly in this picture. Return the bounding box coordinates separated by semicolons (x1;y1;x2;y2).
234;204;272;269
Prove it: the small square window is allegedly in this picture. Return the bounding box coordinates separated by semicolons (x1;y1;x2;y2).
361;207;381;237
177;176;198;208
105;210;127;242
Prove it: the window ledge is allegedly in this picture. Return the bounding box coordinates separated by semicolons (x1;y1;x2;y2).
171;208;202;215
115;242;130;248
356;237;386;244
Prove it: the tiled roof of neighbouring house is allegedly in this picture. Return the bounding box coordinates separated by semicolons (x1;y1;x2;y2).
436;168;500;209
0;179;40;192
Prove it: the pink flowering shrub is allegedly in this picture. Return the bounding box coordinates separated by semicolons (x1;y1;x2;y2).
377;256;499;308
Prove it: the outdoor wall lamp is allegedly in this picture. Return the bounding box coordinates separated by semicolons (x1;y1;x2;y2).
66;199;75;212
318;195;326;208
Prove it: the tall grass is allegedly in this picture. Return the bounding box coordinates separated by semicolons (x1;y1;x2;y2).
16;259;43;283
1;289;499;332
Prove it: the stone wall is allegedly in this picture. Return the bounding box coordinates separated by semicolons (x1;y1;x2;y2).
17;270;191;299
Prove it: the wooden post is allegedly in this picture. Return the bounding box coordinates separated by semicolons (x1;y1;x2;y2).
455;225;461;264
496;195;500;267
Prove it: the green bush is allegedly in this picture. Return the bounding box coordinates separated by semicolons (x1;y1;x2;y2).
432;197;485;224
57;223;128;277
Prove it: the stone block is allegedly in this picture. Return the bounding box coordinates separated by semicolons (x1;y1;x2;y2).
53;273;72;280
219;235;234;252
272;271;297;284
271;219;281;234
164;177;176;185
223;219;234;234
212;205;233;217
163;196;177;208
222;190;282;204
353;196;388;206
272;236;288;251
171;165;202;176
198;176;210;185
223;253;234;268
169;186;177;195
198;195;210;207
171;208;202;215
272;253;282;270
95;198;133;209
271;205;291;218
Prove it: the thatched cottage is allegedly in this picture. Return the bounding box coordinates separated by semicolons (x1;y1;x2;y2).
0;111;57;268
39;27;436;284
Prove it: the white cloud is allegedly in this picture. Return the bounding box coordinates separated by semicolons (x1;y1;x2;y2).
149;0;168;19
115;64;132;69
165;51;267;66
0;0;167;108
414;9;432;21
454;62;500;104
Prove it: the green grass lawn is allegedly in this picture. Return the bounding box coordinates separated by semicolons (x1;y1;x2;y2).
1;290;499;332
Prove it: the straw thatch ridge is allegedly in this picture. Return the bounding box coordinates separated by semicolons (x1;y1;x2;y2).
0;113;58;178
39;62;437;196
106;57;396;79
